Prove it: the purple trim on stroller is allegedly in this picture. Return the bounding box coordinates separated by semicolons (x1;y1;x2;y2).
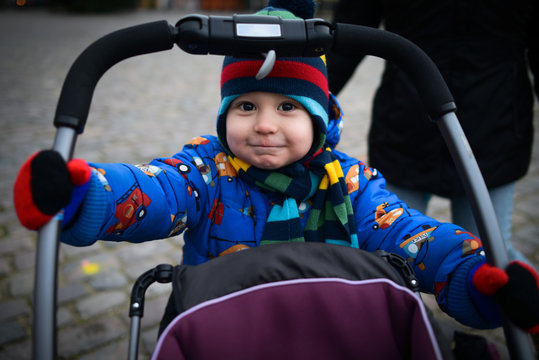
152;278;442;360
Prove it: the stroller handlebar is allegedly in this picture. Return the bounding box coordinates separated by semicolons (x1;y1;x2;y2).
175;14;334;58
54;16;456;135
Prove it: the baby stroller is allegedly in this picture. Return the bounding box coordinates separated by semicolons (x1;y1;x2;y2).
31;13;535;360
145;243;441;360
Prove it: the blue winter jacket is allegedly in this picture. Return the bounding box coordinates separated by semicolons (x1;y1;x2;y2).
62;134;490;329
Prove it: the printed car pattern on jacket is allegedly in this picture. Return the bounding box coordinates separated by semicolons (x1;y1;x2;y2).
62;135;487;328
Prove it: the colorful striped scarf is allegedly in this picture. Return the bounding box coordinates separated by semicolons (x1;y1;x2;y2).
229;148;359;248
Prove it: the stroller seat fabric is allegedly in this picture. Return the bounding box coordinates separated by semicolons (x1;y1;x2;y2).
153;277;442;359
152;243;442;359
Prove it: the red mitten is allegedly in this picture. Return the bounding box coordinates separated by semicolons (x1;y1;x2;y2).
473;261;539;334
14;150;91;230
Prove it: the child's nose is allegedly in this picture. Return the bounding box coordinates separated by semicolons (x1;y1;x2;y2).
253;111;278;133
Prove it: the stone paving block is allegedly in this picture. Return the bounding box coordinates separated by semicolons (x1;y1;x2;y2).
515;175;539;194
0;299;30;322
0;320;27;346
58;280;89;304
145;281;173;299
514;196;539;220
0;236;34;256
124;255;178;281
511;211;528;229
8;271;33;297
76;290;127;320
0;257;11;276
78;338;130;360
426;196;452;223
514;223;539;240
60;252;122;283
0;339;32;360
58;316;126;358
60;242;103;259
513;224;539;262
89;270;128;290
528;155;539;172
0;204;16;222
6;222;36;241
57;307;74;327
0;225;7;241
115;240;177;265
14;250;35;271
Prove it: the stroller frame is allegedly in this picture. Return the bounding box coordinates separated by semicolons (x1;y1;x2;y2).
32;14;535;360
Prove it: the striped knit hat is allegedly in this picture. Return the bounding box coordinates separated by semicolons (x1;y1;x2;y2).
217;0;329;160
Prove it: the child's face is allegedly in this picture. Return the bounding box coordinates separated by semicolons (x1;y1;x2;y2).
226;92;314;170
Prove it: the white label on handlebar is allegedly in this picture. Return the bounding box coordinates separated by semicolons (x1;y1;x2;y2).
236;23;282;37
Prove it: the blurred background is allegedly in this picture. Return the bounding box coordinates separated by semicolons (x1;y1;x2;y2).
0;1;537;359
0;0;338;13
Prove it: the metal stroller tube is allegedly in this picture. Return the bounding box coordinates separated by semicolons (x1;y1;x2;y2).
437;113;534;359
33;126;77;359
128;264;173;360
35;21;176;360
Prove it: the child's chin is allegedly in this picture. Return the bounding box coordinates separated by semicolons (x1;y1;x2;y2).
251;157;287;170
253;162;282;170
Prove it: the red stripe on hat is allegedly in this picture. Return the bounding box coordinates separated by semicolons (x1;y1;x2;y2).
221;60;328;97
221;60;261;87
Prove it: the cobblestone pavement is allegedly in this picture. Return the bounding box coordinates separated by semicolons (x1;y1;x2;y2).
1;8;538;360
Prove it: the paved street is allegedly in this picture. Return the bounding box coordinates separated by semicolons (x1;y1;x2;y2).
0;7;538;360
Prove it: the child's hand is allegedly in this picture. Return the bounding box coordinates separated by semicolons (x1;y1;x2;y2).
14;150;91;230
472;261;539;334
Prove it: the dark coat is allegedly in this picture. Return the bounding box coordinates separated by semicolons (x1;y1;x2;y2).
327;0;538;197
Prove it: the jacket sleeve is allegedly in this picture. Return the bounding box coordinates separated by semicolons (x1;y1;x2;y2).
346;158;493;328
61;151;211;247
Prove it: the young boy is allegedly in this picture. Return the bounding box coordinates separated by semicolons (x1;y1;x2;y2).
14;0;539;336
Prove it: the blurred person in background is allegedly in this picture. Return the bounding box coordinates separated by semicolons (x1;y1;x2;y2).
327;0;539;264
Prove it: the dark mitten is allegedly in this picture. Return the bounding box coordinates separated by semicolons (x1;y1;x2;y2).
472;261;539;334
14;150;91;230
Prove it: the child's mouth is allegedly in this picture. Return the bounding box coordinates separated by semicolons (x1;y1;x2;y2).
251;144;284;155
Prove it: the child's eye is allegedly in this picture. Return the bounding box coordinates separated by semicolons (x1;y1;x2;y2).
278;103;296;112
239;102;256;111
